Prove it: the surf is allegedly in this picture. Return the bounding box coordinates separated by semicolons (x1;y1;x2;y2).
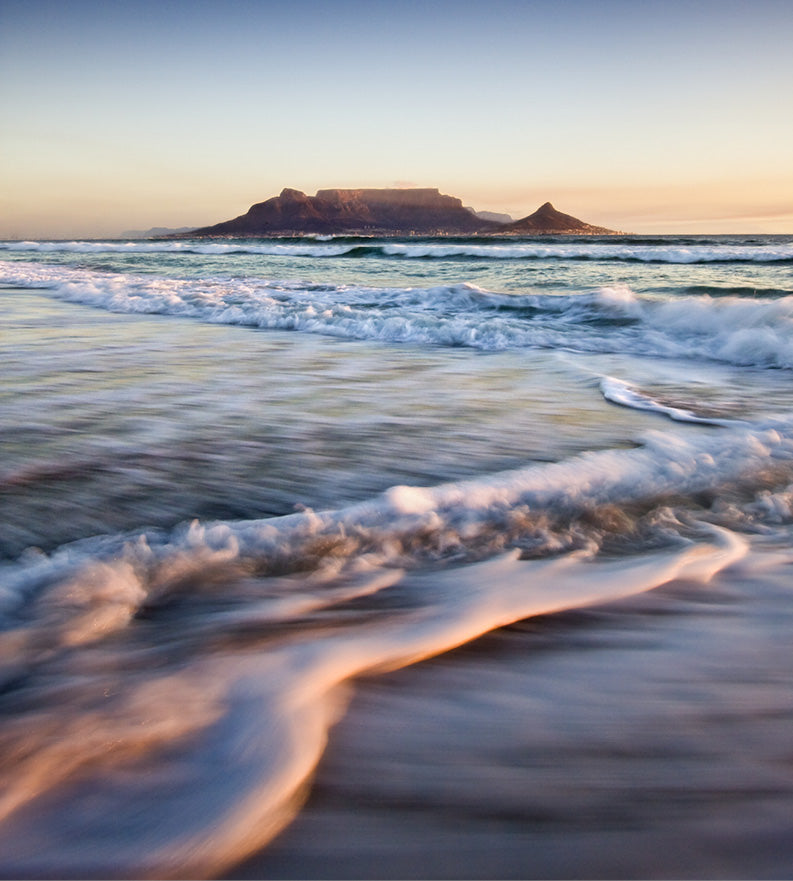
3;236;793;264
4;259;793;369
0;499;751;878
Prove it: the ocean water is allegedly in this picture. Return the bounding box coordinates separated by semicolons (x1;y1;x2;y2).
1;234;793;879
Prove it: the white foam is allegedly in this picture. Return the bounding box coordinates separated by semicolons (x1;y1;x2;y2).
5;402;793;876
4;260;793;368
380;241;793;263
4;415;790;621
600;376;744;427
2;239;793;263
0;239;360;257
0;525;749;878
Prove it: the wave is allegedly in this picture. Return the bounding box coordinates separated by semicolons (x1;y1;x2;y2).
681;284;793;298
4;417;792;629
0;239;364;258
7;397;793;876
600;376;748;426
0;542;748;879
382;241;793;264
2;238;793;264
5;415;793;875
5;261;793;369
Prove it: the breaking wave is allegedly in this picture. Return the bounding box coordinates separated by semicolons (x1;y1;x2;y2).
4;261;793;369
5;414;793;631
2;238;793;263
3;371;793;875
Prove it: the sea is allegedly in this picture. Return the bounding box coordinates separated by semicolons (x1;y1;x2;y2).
1;233;793;879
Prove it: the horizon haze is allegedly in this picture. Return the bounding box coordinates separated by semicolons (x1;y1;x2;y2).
1;0;792;238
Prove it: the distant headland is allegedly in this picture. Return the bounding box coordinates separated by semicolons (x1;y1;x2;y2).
171;188;619;237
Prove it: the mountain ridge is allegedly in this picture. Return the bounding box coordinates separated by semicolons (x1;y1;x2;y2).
178;189;619;237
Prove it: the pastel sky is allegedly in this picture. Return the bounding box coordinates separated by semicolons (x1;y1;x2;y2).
2;0;792;237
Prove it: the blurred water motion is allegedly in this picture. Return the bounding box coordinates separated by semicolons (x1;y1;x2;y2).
2;233;793;877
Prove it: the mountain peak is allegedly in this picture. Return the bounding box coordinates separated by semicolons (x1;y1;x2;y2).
501;202;616;235
279;188;308;201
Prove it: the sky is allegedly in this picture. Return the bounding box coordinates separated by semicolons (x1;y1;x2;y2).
1;0;792;237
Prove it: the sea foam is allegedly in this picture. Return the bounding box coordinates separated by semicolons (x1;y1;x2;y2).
1;412;780;877
4;260;793;369
3;239;793;263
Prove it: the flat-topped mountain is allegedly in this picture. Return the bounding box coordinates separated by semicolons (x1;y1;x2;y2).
184;189;618;237
189;188;492;236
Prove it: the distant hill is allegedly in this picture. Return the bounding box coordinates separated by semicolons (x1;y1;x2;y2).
179;189;619;237
500;202;616;235
465;207;514;224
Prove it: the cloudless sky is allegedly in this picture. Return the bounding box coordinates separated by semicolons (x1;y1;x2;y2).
1;0;791;236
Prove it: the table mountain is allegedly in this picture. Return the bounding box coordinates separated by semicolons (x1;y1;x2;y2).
184;189;618;236
189;188;496;236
